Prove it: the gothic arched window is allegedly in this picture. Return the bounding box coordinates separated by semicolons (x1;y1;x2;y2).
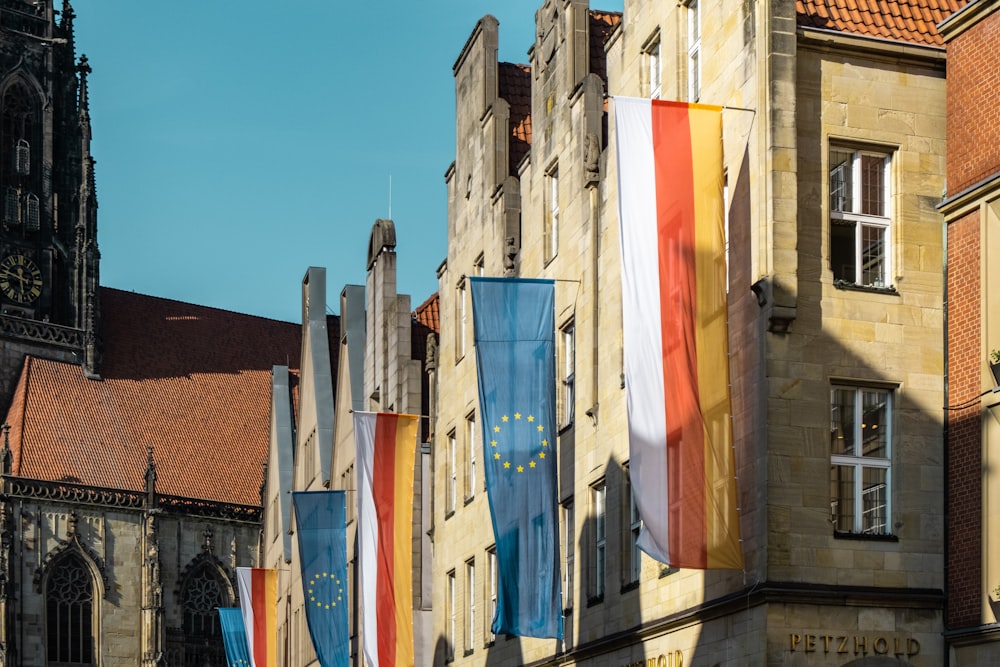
45;552;96;666
181;564;228;667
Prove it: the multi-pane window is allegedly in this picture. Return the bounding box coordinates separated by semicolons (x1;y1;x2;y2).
447;570;456;662
626;474;643;585
182;564;228;666
687;0;701;101
466;413;477;500
545;166;559;261
456;278;467;360
446;430;457;515
645;37;662;99
560;320;575;428
829;147;892;288
465;559;476;654
46;553;95;666
830;386;892;535
486;546;498;644
561;501;574;611
592;482;606;600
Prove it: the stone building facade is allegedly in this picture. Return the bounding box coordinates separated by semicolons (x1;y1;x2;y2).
432;0;956;665
262;224;438;666
939;0;1000;662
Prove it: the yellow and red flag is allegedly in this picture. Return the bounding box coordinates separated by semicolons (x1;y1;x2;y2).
354;411;418;667
614;97;743;570
236;567;277;667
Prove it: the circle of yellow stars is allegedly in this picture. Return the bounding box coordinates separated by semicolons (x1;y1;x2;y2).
307;572;343;610
491;411;549;473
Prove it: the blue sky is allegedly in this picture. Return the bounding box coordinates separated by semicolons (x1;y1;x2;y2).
72;1;623;323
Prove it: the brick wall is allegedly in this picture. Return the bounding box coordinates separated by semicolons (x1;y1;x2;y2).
946;11;1000;194
946;208;982;628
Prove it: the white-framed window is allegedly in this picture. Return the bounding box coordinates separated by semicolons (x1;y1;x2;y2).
626;472;643;585
645;36;662;99
830;386;892;535
465;558;476;654
592;481;606;599
486;546;497;645
447;569;456;661
447;430;457;515
466;413;477;500
829;147;892;288
456;277;467;360
560;319;575;428
545;166;559;262
687;0;701;101
561;501;574;611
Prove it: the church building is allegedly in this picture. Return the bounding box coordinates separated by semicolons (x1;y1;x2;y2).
0;2;302;665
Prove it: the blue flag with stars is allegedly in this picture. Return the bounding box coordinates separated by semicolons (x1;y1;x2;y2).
470;276;563;640
218;607;252;667
292;490;349;667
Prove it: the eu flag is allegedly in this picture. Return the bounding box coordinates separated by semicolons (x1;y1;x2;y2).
218;608;252;667
470;277;563;640
292;491;349;667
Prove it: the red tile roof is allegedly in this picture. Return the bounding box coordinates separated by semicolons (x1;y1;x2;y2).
796;0;968;46
590;11;622;86
499;62;532;173
413;292;440;334
3;287;303;507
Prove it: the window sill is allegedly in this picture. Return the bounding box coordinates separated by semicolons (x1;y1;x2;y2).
464;495;475;507
586;594;604;608
659;565;679;578
463;649;474;658
563;606;573;617
833;530;898;542
832;280;898;295
620;580;639;594
445;510;455;521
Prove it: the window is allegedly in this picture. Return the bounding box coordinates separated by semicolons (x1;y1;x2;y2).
447;430;457;515
829;147;892;288
561;501;574;612
46;553;95;666
181;564;229;666
626;473;643;585
486;547;497;645
466;413;477;500
447;570;456;662
645;37;662;99
830;386;892;535
591;482;606;600
545;166;559;261
560;320;575;427
465;559;476;655
687;1;701;101
456;278;467;360
474;253;485;277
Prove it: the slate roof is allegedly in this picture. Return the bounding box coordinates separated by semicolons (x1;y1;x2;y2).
2;287;303;507
796;0;968;46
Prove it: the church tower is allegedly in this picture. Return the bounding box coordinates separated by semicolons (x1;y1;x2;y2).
0;0;99;403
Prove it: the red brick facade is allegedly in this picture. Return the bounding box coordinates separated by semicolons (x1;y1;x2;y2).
946;208;982;628
946;10;1000;193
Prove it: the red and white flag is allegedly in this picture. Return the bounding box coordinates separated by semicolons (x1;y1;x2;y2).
614;96;743;570
236;567;277;667
354;411;419;667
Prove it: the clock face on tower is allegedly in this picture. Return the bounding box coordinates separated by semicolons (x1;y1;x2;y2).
0;254;43;304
